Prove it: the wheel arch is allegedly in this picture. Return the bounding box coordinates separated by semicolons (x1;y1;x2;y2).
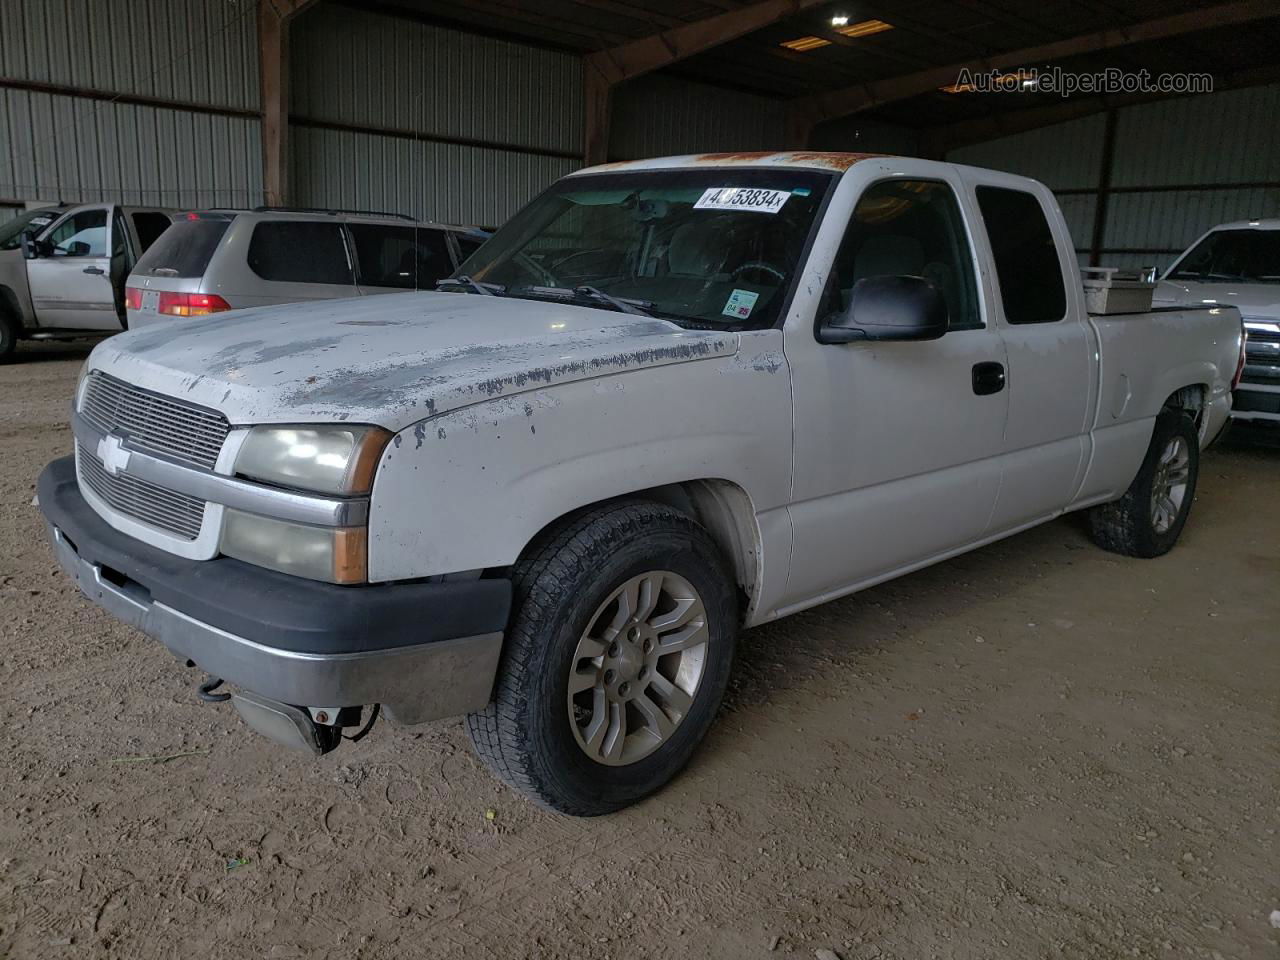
510;478;764;624
1161;382;1207;429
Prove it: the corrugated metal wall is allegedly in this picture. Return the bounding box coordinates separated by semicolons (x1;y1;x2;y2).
0;0;261;207
948;84;1280;271
610;74;787;159
289;5;582;226
290;126;577;229
288;7;808;224
0;89;262;207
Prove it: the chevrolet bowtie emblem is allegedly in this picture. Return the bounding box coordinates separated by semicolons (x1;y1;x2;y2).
97;434;132;476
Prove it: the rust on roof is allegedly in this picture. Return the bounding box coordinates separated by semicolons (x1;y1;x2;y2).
780;151;884;170
692;151;884;170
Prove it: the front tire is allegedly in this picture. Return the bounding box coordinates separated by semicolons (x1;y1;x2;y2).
1087;408;1200;558
466;501;738;816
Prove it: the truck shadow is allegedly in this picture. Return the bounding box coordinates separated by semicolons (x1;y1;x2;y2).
722;516;1085;714
721;434;1267;717
11;341;96;364
1218;420;1280;453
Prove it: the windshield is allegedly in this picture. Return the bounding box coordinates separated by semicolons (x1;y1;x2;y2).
1168;229;1280;284
455;169;835;329
0;207;60;250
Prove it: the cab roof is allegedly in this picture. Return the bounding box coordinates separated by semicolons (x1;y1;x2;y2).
1206;219;1280;231
572;151;885;176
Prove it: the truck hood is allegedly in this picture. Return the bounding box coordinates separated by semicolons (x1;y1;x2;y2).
87;292;738;431
1153;279;1280;320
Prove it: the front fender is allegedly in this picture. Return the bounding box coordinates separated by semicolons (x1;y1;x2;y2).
367;337;792;584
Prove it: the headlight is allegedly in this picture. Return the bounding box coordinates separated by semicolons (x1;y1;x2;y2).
235;425;391;495
221;509;367;584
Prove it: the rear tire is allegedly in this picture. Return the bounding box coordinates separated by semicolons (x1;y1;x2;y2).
0;310;17;363
1087;409;1199;558
466;501;738;816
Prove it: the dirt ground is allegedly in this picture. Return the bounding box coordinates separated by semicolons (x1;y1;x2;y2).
1;340;1277;960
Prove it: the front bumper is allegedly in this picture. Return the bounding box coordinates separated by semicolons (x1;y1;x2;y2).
1233;382;1280;423
38;456;511;724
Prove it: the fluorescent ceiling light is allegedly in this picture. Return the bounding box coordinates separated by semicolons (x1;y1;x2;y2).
780;35;832;51
834;18;894;37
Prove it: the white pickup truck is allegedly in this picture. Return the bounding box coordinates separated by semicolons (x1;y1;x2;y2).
1153;218;1280;423
39;153;1244;815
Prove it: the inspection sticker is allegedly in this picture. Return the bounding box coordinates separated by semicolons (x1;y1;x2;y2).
694;187;790;214
722;288;760;319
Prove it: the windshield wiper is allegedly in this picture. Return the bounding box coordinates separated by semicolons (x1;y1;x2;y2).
516;285;655;316
436;275;505;296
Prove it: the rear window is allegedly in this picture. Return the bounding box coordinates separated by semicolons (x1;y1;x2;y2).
248;221;353;285
133;218;230;278
348;224;453;289
975;186;1066;324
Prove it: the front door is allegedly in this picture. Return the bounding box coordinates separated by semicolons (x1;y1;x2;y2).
26;204;120;330
784;171;1009;609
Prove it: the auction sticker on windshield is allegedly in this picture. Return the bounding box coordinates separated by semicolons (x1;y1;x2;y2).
694;187;790;214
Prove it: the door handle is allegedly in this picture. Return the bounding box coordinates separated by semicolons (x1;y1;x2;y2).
82;266;106;275
972;361;1006;396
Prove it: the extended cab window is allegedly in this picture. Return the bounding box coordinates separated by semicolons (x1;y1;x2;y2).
976;186;1066;324
248;221;353;285
348;224;452;289
823;179;981;330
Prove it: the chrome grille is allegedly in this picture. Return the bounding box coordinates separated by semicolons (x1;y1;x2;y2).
80;371;230;470
77;442;206;540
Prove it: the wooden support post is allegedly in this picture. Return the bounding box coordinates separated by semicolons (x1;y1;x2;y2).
583;61;615;167
1089;109;1119;268
259;0;315;207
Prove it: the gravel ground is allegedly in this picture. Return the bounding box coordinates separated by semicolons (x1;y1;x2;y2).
2;341;1277;959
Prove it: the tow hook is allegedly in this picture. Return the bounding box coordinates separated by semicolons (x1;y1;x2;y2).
196;676;231;702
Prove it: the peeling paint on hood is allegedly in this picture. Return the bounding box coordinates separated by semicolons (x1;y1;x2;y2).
87;292;738;430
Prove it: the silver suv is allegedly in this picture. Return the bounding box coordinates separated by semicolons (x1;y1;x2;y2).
125;208;488;327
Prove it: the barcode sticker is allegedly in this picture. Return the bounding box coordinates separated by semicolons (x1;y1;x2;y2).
694;187;790;214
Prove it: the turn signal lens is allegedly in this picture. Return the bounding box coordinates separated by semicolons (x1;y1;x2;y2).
221;510;368;584
124;286;143;310
157;291;232;317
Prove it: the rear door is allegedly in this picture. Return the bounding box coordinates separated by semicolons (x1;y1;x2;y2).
348;223;456;294
962;175;1094;531
26;204;121;329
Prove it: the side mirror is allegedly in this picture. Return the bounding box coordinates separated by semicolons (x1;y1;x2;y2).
19;230;40;260
818;275;948;344
66;240;90;257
